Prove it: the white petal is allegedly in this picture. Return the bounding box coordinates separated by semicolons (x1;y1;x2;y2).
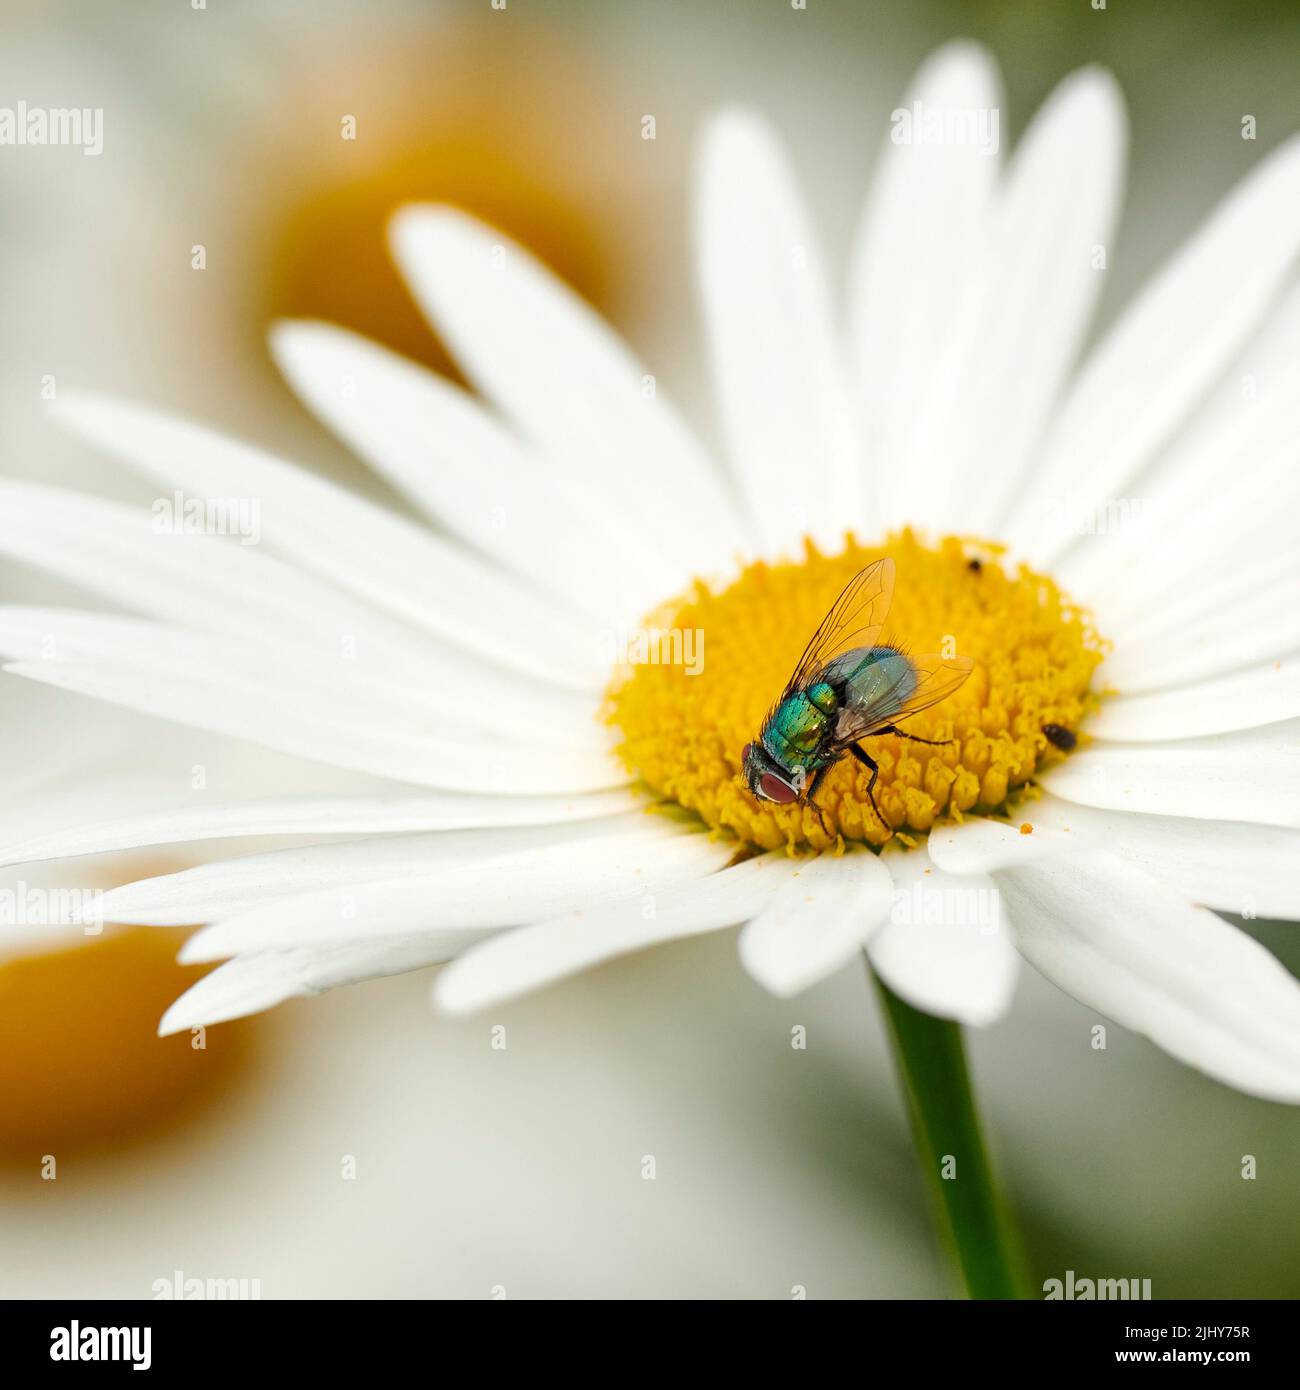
1016;793;1300;921
1095;545;1297;671
158;938;458;1035
738;851;893;997
269;321;675;626
6;657;620;797
1098;564;1300;694
0;789;640;868
1087;656;1300;741
866;847;1018;1025
931;801;1300;921
98;814;685;927
434;851;802;1015
998;851;1300;1102
0;594;595;748
1004;133;1300;564
899;67;1126;536
1041;719;1300;827
696;109;861;555
1083;445;1297;641
0;478;438;668
0;483;614;749
927;816;1075;875
51;390;596;687
180;826;732;959
390;206;742;584
1058;282;1300;618
850;41;1002;521
0;609;622;796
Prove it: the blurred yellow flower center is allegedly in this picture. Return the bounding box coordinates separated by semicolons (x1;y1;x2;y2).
607;532;1106;851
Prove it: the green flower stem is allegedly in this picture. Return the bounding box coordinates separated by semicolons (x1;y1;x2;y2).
872;969;1030;1299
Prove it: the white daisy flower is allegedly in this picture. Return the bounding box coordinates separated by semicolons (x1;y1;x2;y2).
6;41;1300;1119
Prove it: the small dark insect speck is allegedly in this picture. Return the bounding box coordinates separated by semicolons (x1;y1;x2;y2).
1042;722;1077;751
967;558;982;572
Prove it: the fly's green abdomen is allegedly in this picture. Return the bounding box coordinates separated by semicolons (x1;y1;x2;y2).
826;645;918;726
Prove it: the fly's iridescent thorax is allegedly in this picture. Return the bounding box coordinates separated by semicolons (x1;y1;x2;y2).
761;688;836;772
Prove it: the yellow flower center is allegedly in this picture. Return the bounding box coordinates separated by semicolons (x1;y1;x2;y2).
606;532;1106;852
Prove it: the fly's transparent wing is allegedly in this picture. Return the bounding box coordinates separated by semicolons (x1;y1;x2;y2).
832;650;975;746
783;558;895;697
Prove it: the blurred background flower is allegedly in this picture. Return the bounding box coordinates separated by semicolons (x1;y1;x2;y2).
1;0;1297;1297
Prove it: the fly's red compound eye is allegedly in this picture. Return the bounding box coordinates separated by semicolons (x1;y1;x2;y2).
759;772;798;804
741;742;753;762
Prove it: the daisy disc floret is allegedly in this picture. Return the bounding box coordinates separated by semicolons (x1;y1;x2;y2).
609;532;1105;850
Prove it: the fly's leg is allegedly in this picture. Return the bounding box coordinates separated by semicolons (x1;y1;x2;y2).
848;744;890;831
878;724;952;747
804;765;832;837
